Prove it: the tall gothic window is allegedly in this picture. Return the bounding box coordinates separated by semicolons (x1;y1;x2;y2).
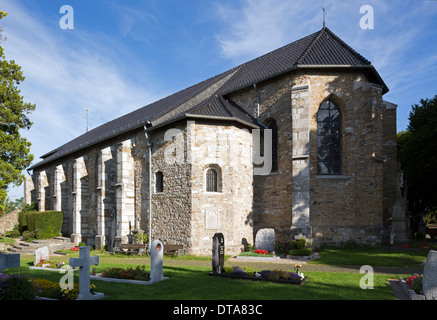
317;99;341;175
155;171;164;193
206;168;218;192
267;120;278;173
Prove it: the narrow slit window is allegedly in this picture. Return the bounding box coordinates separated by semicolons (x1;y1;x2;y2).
155;171;164;193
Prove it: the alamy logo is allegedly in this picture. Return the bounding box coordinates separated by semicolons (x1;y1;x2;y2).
360;5;374;29
59;5;74;30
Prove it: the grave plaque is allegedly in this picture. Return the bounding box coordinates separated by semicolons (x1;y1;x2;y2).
34;246;49;266
423;250;437;300
212;233;224;274
150;240;164;283
0;251;20;272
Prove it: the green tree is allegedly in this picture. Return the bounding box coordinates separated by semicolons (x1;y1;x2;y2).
0;11;35;214
397;95;437;223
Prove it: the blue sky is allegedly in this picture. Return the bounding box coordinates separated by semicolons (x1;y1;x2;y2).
2;0;437;199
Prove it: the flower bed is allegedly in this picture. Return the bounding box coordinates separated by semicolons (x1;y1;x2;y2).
399;274;425;300
0;273;98;300
209;266;307;285
29;259;78;272
100;265;149;281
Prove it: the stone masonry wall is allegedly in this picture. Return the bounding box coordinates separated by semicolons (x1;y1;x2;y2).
189;120;254;255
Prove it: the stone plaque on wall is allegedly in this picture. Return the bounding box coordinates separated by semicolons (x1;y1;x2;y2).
205;210;219;230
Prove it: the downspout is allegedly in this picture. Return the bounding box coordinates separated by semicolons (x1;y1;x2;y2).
253;83;267;129
144;121;153;251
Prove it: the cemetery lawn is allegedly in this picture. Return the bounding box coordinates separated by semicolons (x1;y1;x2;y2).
309;246;429;267
7;250;418;300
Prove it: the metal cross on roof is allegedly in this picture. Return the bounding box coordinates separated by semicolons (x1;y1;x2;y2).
321;1;327;27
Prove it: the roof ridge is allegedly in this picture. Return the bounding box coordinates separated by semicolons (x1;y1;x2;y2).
322;27;371;65
295;27;326;65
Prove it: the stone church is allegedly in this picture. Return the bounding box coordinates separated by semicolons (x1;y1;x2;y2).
24;27;404;255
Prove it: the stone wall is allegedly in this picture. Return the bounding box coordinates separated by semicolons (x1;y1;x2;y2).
189;121;254;255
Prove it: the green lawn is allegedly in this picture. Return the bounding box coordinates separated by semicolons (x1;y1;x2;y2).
3;249;416;300
309;247;429;267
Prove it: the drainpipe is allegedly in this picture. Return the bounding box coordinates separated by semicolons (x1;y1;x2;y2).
253;83;267;129
144;121;153;251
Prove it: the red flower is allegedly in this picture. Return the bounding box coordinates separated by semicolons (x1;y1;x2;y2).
255;249;268;255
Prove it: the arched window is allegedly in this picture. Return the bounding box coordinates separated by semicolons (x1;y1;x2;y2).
155;171;164;193
267;120;278;173
206;168;218;192
317;99;341;175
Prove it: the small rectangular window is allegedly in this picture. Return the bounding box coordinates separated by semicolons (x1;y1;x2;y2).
155;171;163;193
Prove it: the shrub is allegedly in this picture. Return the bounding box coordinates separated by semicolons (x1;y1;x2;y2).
6;225;20;238
22;230;36;241
288;248;312;256
411;276;423;293
18;211;36;233
242;266;255;277
223;266;233;274
26;211;63;239
291;238;307;249
0;274;36;300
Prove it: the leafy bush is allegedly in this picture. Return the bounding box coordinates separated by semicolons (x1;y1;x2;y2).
288;248;312;256
0;273;36;300
18;211;36;233
22;230;36;241
5;225;20;238
289;238;312;256
26;211;63;239
242;266;255;277
407;274;423;294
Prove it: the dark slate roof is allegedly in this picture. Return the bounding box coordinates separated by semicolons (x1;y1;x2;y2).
30;27;387;170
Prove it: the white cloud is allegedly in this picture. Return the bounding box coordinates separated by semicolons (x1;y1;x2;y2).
1;1;164;199
214;0;320;63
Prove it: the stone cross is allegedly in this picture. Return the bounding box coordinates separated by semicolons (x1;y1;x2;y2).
69;246;99;300
150;240;165;283
0;251;20;272
423;250;437;300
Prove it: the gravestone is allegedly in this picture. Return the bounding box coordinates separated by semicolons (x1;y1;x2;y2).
150;240;165;283
69;246;99;300
212;233;224;274
34;246;50;266
0;251;20;272
423;250;437;300
255;228;275;252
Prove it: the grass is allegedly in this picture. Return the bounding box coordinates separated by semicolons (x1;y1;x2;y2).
309;246;429;267
7;261;403;300
3;246;421;301
2;244;430;300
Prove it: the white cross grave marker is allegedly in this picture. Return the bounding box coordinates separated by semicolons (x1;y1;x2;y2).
69;246;99;300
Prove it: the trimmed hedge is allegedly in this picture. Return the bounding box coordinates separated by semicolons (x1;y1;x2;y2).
19;211;63;239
